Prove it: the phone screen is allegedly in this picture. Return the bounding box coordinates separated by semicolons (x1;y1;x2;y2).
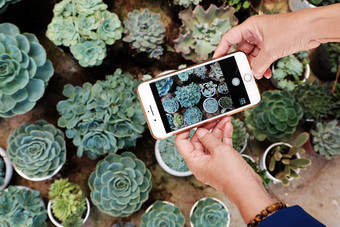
150;56;250;133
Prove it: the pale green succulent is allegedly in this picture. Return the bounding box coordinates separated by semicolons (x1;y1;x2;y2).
47;17;79;47
88;152;152;217
0;23;54;118
70;39;106;67
7;120;66;178
175;82;201;108
0;0;21;14
98;11;123;45
174;5;238;62
173;0;201;8
231;117;249;153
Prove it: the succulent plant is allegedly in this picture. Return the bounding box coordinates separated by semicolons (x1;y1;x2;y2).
243;156;271;187
217;82;229;94
0;157;4;187
156;77;173;97
308;0;340;6
8;120;66;179
231;117;249;153
174;5;238;62
218;96;232;109
175;82;201;108
173;113;184;128
173;0;201;8
46;0;123;67
311;120;340;159
327;43;340;73
190;198;229;226
193;66;207;79
167;114;175;128
245;90;303;142
209;62;224;80
141;201;185;227
331;83;340;118
0;23;54;118
49;178;87;227
0;186;47;227
0;0;21;14
184;106;202;125
221;0;251;12
123;9;166;58
88;152;152;217
203;98;218;114
200;81;217;98
148;46;164;60
177;69;192;82
162;97;179;114
293;81;333;121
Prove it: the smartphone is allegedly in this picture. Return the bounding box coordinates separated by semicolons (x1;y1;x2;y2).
137;51;261;140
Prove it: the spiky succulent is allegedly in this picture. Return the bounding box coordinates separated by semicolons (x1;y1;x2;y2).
88;152;152;217
0;0;21;14
57;69;146;159
200;81;217;98
0;157;4;187
173;0;201;8
245;90;303;142
8;120;66;179
184;106;202;125
155;77;173;97
243;156;270;187
293;81;333;121
311;120;340;159
203;98;218;114
190;198;229;227
123;9;165;58
231;117;249;153
141;201;185;227
162;97;179;114
175;83;201;108
174;5;238;62
0;186;47;227
46;0;123;67
0;23;54;118
49;178;87;227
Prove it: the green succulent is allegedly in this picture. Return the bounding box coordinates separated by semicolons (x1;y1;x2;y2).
123;9;166;59
331;83;340;118
174;5;238;62
190;198;229;227
200;81;217;98
8;120;66;179
243;156;271;187
221;0;251;12
245;90;303;142
327;43;340;73
173;113;184;128
308;0;340;6
0;23;54;118
175;82;201;108
173;0;201;8
311;120;340;159
70;38;106;67
49;178;87;227
0;157;4;187
231;117;249;153
0;186;47;227
141;201;185;227
88;152;152;217
57;69;146;159
293;81;333;121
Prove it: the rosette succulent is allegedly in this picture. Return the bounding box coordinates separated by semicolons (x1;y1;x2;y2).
57;69;146;159
203;98;218;114
200;81;217;98
177;69;192;82
245;90;303;142
191;198;229;227
218;82;229;94
0;23;54;118
0;0;21;14
175;82;201;108
141;201;185;227
174;5;238;62
8;120;66;179
88;152;152;217
156;77;173;96
173;0;201;8
0;186;47;227
162;97;179;114
123;9;166;59
70;38;106;67
193;66;207;79
0;157;4;187
218;96;232;109
311;120;340;159
174;113;184;128
209;62;224;80
184;106;202;125
231;117;249;153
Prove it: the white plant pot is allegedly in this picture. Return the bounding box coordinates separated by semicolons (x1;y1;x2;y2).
259;142;300;184
289;0;316;11
48;198;91;227
190;197;230;227
271;63;310;90
0;147;13;190
237;138;248;154
13;163;64;182
241;154;255;163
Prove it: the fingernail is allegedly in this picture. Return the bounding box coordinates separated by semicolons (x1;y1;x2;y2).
196;128;208;139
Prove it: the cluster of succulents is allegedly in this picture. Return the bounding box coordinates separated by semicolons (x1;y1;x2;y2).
7;120;66;179
156;78;173;96
0;23;54;118
184;106;202;125
308;0;340;6
267;133;311;186
177;69;192;82
0;186;47;226
327;43;340;73
174;5;238;62
49;178;87;227
46;0;123;67
311;120;340;159
243;156;271;187
218;96;232;109
200;81;217;98
209;62;224;80
173;0;201;8
293;81;333;121
203;98;218;113
123;9;166;59
245;90;303;142
0;156;4;187
231;117;249;153
175;82;201;108
217;82;229;94
191;198;229;226
88;152;152;217
141;201;185;227
162;97;179;114
57;69;146;159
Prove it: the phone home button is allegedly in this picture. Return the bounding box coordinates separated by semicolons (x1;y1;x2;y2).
244;73;252;82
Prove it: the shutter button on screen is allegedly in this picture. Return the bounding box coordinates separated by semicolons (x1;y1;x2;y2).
244;74;252;82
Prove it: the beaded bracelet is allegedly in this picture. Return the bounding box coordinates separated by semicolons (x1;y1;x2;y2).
247;202;287;227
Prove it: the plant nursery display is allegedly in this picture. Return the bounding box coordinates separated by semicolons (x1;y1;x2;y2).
141;201;185;227
231;117;249;153
242;155;271;187
7;120;66;180
0;186;47;226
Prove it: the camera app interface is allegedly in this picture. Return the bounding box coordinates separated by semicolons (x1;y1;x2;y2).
150;57;250;133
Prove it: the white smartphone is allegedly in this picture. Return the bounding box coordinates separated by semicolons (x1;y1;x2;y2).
137;51;261;140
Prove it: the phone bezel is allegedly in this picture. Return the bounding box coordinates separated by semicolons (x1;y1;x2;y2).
137;51;261;140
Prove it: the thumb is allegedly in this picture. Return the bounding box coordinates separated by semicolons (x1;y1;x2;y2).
196;128;222;154
250;49;273;79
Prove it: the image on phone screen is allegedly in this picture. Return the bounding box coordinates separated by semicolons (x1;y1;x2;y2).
150;56;251;133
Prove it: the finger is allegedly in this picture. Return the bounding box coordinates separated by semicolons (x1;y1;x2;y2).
195;127;223;155
190;121;218;150
175;131;195;160
222;121;234;147
236;40;255;54
211;116;231;140
213;25;244;58
263;68;272;79
251;49;274;79
250;46;260;57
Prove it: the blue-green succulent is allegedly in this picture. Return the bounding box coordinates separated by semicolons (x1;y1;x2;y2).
0;0;21;14
88;152;152;217
156;78;173;96
0;186;47;227
203;98;218;113
0;23;54;118
173;0;201;8
141;201;185;227
209;62;224;80
8;120;66;179
217;82;229;94
175;83;201;108
177;70;192;82
193;66;207;79
70;38;106;67
162;97;179;114
123;9;166;59
231;117;249;152
0;157;4;187
200;81;217;98
57;69;146;159
166;114;174;128
184;106;202;125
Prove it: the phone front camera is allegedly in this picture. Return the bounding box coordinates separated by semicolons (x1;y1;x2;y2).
232;78;240;86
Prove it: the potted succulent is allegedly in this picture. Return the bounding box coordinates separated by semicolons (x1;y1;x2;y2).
218;96;233;109
48;178;90;227
162;97;180;114
200;81;217;98
231;117;249;153
203;98;219;114
259;132;312;186
331;83;340;119
141;201;185;227
0;147;13;190
217;82;229;94
289;0;339;12
242;154;271;187
184;107;203;125
190;197;230;227
175;83;201;108
7;120;66;181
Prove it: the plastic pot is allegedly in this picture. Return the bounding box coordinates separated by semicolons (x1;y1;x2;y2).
0;147;13;190
13;163;64;182
237;137;248;154
241;154;255;163
288;0;315;11
203;98;218;114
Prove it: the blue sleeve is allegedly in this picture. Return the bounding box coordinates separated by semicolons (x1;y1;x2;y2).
258;205;325;227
